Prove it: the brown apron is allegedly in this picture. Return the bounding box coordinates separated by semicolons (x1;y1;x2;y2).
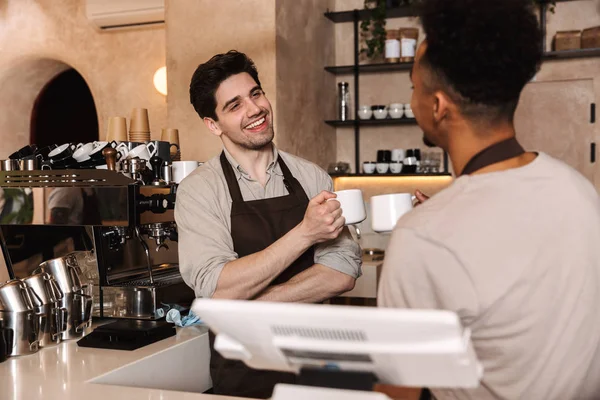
209;151;316;398
460;137;525;176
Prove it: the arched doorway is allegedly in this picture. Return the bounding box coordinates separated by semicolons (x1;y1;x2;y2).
30;68;98;146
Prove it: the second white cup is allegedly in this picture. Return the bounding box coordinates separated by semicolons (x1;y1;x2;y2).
172;161;201;183
370;193;415;233
331;189;367;225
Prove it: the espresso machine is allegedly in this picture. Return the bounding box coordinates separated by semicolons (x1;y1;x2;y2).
0;168;194;321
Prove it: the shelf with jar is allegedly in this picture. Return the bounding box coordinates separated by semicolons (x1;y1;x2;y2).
323;1;428;176
323;0;600;70
323;0;598;177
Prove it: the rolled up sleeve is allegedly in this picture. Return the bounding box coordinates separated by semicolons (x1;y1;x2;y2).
175;175;237;298
314;228;362;278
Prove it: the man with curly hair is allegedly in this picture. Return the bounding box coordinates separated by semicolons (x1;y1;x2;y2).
378;0;600;398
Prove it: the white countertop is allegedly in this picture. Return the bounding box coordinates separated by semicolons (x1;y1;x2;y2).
0;323;247;400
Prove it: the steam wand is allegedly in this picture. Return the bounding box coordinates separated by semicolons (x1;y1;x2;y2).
134;225;154;285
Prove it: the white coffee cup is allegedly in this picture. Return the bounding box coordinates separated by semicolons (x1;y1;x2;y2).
389;161;403;174
72;142;96;162
391;149;405;162
370;193;416;233
331;189;366;225
376;163;389;174
127;143;157;161
363;162;376;174
172;161;201;184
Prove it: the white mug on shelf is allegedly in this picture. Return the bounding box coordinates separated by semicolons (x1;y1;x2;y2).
330;189;366;225
391;149;405;162
370;193;416;233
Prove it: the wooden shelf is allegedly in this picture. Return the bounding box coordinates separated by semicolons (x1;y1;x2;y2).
543;48;600;60
325;62;414;75
331;173;452;178
324;6;417;23
323;0;567;24
326;118;417;127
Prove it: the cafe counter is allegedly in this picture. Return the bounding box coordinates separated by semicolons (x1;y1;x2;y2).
0;323;247;400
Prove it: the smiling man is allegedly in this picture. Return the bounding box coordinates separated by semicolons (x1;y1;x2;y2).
175;50;361;398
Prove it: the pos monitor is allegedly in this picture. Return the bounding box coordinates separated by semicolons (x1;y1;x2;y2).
192;299;482;396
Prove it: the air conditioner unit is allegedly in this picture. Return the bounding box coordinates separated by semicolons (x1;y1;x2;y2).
85;0;165;30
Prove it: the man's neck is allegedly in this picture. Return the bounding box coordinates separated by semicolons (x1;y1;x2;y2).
224;141;274;186
447;120;526;176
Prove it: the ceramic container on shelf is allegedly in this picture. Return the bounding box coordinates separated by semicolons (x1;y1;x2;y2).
363;161;376;174
404;103;415;119
357;105;373;120
372;105;388;120
389;103;404;119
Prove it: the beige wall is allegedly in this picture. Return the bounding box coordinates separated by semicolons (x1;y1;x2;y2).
275;0;337;168
0;0;167;159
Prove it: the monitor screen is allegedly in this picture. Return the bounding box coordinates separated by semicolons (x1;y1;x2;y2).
192;299;482;389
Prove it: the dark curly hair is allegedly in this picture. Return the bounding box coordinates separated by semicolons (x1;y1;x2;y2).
189;50;262;121
418;0;542;121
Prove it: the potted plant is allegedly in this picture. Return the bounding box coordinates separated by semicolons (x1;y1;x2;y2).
360;0;388;60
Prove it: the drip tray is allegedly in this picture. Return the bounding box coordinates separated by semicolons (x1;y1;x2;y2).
77;320;175;351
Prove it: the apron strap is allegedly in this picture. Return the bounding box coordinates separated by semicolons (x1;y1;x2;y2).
220;152;244;203
277;155;308;201
460;137;525;176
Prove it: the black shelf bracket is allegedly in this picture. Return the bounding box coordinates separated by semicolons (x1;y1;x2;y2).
353;9;360;174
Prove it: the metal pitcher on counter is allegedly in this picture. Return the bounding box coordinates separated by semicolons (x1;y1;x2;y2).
0;279;43;356
22;272;67;347
35;254;93;340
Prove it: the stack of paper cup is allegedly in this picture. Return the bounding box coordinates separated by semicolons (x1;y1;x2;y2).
161;128;181;161
106;117;128;142
129;108;151;142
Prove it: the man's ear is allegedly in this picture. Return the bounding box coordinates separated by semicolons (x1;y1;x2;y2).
203;117;222;137
432;91;451;123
